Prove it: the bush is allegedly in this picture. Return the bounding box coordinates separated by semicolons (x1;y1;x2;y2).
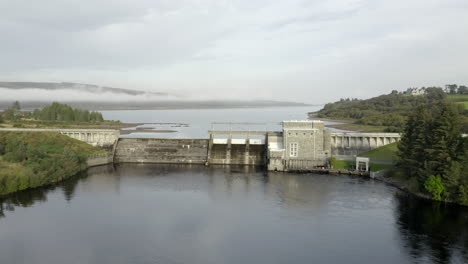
0;132;105;196
459;185;468;206
424;175;445;201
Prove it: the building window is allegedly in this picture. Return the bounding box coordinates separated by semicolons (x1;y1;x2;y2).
290;143;298;157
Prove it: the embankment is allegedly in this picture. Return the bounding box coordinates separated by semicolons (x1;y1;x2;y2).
0;132;107;196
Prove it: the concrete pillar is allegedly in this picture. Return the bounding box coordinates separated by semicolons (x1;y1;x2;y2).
226;135;232;164
245;136;250;165
206;134;214;165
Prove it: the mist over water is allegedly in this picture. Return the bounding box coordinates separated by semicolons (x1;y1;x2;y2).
0;88;176;102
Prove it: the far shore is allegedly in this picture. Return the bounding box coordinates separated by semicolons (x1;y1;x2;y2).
308;112;390;133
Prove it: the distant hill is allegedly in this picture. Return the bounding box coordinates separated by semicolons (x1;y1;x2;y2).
0;82;168;96
312;89;468;133
0;100;311;111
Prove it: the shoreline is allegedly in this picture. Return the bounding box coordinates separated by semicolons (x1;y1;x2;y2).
309;113;391;133
373;171;467;207
0;154;113;198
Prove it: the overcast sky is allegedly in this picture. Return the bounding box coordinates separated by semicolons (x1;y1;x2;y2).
1;0;467;103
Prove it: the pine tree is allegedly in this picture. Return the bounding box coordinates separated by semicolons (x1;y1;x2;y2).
397;101;465;202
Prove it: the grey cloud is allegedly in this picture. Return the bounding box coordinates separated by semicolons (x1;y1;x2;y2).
264;8;360;31
0;0;467;103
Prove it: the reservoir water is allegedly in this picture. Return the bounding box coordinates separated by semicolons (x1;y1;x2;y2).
0;107;467;264
100;106;347;138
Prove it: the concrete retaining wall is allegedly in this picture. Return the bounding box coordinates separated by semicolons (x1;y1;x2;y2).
87;154;114;167
330;132;400;157
114;138;209;164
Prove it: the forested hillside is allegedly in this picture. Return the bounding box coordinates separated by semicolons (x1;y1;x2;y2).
396;101;468;205
314;88;468;132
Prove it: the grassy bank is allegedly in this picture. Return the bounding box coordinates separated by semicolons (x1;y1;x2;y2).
0;132;105;196
448;94;468;108
331;143;398;172
360;142;398;162
330;159;393;172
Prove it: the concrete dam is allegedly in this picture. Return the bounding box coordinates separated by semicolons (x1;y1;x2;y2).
114;136;267;166
112;120;400;171
0;122;401;171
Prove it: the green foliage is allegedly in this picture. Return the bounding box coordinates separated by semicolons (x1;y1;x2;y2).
426;87;447;100
458;86;468;94
2;101;23;121
12;101;21;111
330;157;391;172
458;185;468;206
316;88;468;133
360;142;398;162
424;175;445;201
368;163;393;172
33;102;104;122
397;100;467;204
331;159;354;169
447;94;468;102
0;132;105;196
318;92;431;130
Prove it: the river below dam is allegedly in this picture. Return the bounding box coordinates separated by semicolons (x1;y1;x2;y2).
0;164;467;264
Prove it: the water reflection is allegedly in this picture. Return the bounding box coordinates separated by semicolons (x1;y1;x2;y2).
395;193;468;264
0;166;115;219
0;164;467;264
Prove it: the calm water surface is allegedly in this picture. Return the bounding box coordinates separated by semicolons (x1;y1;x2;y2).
100;106;347;138
0;164;467;264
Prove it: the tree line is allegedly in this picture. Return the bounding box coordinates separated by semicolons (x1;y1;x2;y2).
445;84;468;95
396;99;468;205
32;102;104;122
0;101;104;123
316;88;468;133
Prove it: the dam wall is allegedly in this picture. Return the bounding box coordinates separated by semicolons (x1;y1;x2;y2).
87;153;114;167
114;137;266;166
114;138;209;164
209;142;266;165
330;132;400;160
